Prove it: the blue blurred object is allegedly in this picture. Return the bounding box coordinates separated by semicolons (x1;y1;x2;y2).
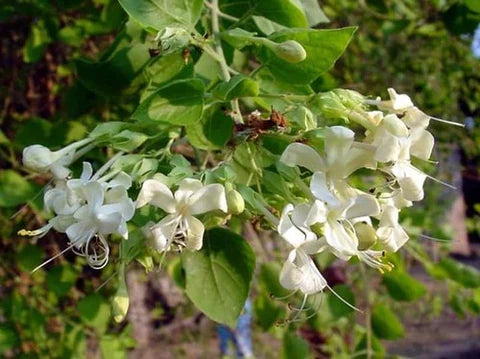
217;299;253;358
472;24;480;58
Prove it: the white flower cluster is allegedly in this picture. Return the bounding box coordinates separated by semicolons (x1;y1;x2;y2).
19;145;135;270
276;89;440;297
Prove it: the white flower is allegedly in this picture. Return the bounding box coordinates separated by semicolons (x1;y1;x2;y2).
277;203;327;295
136;178;228;252
376;199;409;252
280;126;376;183
371;88;414;112
367;113;431;202
22;138;92;179
65;181;134;246
309;172;381;260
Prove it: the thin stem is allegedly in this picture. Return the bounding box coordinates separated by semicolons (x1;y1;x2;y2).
360;263;372;359
204;1;239;21
90;152;124;181
209;0;244;124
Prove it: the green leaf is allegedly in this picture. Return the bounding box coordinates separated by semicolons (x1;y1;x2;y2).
75;43;151;97
186;105;234;150
258;27;356;84
16;245;44;272
46;265;77;297
23;19;55;63
282;331;309;359
258;262;290;298
371;304;405;340
212;75;259;100
382;270;426;302
466;0;480;13
90;122;129;139
118;0;203;32
298;0;329;26
77;294;111;334
254;293;283;331
0;324;19;352
182;227;255;327
252;16;286;36
111;130;149;151
437;258;480;288
133;78;204;125
354;332;385;359
254;0;308;28
0;170;36;208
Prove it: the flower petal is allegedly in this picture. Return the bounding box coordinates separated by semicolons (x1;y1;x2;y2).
377;205;409;252
409;128;434;160
324;126;355;168
66;221;96;248
310;172;339;206
136;179;175;212
174;178;203;203
108;172;132;189
280;249;327;295
387;88;414;110
324;219;357;259
80;162;93;182
278;204;306;248
185;215;205;251
150;215;179;251
280;143;325;172
345;193;380;219
83;182;105;210
188;184;228;215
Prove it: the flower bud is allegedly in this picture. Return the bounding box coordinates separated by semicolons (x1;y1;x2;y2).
112;266;129;323
355;222;377;251
226;189;245;214
156;27;190;56
270;40;307;63
23;145;58;172
312;92;348;120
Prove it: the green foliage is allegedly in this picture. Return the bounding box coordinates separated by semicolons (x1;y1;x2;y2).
282;331;310;359
133;78;205;124
118;0;203;31
258;27;356;84
371;304;405;340
183;228;255;327
0;170;36;208
382;269;426;302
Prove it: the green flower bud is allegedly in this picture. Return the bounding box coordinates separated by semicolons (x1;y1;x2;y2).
227;189;245;214
312;92;348;120
355;222;377;251
112;266;129;323
156;27;190;56
270;40;307;63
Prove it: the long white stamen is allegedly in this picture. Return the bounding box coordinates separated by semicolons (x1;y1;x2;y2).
419;233;451;242
426;174;456;190
31;243;76;273
429;116;464;127
11;178;54;219
326;284;362;313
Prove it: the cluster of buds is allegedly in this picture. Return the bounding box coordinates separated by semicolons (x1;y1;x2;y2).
275;88;458;300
